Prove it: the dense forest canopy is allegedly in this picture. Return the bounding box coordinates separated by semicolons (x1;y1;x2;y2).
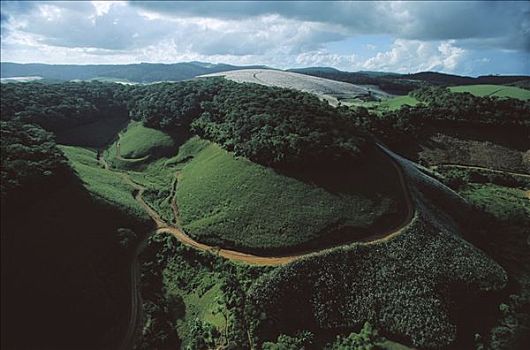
2;79;529;168
0;81;126;131
0;62;270;83
191;81;368;167
0;121;72;206
2;76;529;350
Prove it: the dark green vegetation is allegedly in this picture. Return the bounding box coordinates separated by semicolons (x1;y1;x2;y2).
176;138;404;253
115;121;175;159
289;67;530;95
433;167;530;350
349;86;530;159
191;80;368;167
449;84;530;100
247;165;508;349
1;121;149;350
1;61;269;83
2;75;529;350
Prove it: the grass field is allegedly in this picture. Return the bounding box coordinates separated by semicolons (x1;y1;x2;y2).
176;138;405;253
378;95;420;110
116;121;175;159
460;183;530;221
449;84;530;100
59;145;148;220
346;94;419;111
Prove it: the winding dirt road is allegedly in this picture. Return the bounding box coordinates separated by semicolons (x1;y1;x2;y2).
108;144;414;349
106;145;415;266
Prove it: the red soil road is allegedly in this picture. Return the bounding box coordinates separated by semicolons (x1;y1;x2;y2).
113;145;415;266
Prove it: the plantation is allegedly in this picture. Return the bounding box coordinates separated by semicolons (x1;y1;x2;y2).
175;138;406;253
201;69;391;105
449;84;530;100
59;145;148;220
460;184;529;222
3;75;529;350
114;121;175;159
247;155;508;349
378;95;420;110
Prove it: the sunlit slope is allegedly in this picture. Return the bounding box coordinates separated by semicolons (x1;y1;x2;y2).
449;84;530;100
200;69;391;105
176;138;406;253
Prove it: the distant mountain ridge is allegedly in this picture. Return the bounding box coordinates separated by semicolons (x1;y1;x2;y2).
2;62;528;94
288;67;530;94
0;62;270;83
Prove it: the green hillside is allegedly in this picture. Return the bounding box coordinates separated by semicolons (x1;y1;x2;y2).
60;145;148;220
449;84;530;100
117;121;175;159
379;95;420;110
176;138;406;253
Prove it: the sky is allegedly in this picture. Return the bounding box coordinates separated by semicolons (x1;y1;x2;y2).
1;1;529;76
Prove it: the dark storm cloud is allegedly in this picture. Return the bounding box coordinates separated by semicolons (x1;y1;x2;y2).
131;1;530;51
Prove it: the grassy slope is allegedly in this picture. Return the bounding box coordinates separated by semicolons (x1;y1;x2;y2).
60;145;148;220
449;84;530;100
176;138;404;252
118;121;175;158
460;184;529;221
379;95;420;110
346;95;419;111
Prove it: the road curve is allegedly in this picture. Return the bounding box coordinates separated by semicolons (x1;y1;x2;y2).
111;145;415;266
109;144;415;349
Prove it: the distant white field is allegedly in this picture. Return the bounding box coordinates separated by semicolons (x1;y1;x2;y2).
0;76;42;83
200;69;391;106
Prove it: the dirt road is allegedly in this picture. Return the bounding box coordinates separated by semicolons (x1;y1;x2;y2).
108;145;415;266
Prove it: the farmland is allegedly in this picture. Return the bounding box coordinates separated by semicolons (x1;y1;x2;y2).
449;84;530;100
201;69;391;105
2;72;529;350
113;121;175;159
175;138;406;253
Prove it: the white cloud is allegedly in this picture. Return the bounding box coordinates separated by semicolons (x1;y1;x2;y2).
363;39;467;73
0;1;528;75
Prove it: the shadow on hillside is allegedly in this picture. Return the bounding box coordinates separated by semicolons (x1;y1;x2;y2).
1;164;151;350
272;144;402;198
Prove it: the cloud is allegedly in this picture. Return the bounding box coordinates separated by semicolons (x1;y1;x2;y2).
362;39;467;73
0;1;528;76
132;1;530;52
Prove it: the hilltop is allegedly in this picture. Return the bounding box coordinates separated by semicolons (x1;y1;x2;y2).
200;68;391;105
0;61;270;83
2;75;528;350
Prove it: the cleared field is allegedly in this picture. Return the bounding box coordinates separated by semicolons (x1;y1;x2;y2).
460;183;530;221
449;84;530;100
200;69;391;105
379;95;420;110
176;138;405;253
117;121;175;158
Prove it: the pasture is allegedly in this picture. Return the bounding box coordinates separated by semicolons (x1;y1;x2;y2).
449;84;530;100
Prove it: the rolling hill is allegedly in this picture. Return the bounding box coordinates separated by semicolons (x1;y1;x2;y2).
449;84;530;100
0;61;270;83
200;69;392;105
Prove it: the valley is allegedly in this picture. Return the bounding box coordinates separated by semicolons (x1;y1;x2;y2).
1;68;529;350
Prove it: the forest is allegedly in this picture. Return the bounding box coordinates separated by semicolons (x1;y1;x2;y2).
1;77;529;350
